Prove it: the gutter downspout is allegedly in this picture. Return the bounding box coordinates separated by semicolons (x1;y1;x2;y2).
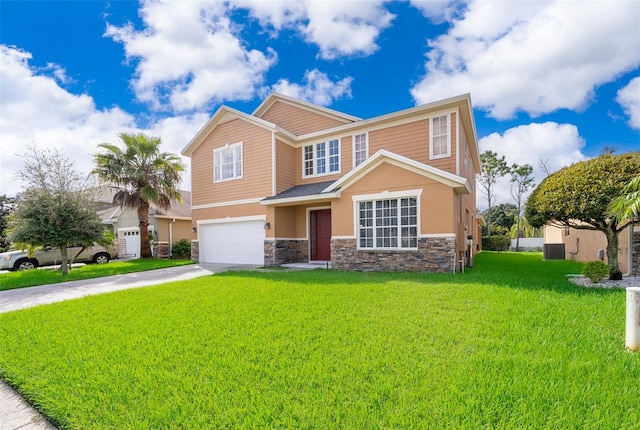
169;218;175;258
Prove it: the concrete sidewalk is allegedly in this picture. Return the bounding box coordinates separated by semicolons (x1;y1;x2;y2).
0;263;255;430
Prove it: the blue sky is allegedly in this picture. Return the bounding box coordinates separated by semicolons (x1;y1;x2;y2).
1;0;639;206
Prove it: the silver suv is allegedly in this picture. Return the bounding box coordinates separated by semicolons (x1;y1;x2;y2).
0;244;118;271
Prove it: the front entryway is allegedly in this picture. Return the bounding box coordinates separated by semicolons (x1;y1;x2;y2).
310;209;331;261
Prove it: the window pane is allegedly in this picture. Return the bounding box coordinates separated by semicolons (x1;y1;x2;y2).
432;115;448;157
304;145;314;176
329;140;339;172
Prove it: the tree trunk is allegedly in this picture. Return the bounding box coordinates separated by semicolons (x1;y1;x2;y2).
60;244;69;276
515;214;521;252
138;201;153;259
605;227;620;276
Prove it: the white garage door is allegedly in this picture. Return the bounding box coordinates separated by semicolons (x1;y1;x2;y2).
200;220;264;265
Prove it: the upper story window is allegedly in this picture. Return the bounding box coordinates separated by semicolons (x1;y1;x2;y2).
358;197;418;250
303;139;340;177
214;142;243;183
353;133;368;167
430;114;450;159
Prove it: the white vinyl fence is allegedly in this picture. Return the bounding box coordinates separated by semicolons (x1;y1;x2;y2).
510;238;544;251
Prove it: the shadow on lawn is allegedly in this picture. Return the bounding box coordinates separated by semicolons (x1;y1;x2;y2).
215;252;622;297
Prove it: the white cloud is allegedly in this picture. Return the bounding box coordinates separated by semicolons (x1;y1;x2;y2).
105;0;277;112
235;0;394;59
0;45;205;198
142;113;212;191
616;77;640;130
411;0;640;119
0;45;136;197
477;122;588;208
409;0;461;23
300;0;394;59
272;69;353;105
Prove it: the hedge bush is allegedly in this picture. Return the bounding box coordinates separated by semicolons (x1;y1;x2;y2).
171;239;192;260
582;260;610;283
482;235;511;251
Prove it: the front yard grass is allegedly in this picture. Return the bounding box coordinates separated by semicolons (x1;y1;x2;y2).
1;252;638;429
0;259;194;291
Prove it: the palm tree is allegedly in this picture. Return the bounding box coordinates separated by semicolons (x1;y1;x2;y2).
610;174;640;223
92;133;185;259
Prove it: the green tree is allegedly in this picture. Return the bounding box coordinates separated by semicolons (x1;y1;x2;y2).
609;174;640;223
0;195;16;252
526;152;640;275
8;148;102;275
477;151;510;232
510;163;535;251
92;133;184;259
482;203;517;235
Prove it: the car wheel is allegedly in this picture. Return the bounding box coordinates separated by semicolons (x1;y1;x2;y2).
14;258;38;271
92;253;110;264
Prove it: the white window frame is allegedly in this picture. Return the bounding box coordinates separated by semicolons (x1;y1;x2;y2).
214;142;243;183
430;114;451;160
353;132;369;168
355;194;419;250
302;139;341;178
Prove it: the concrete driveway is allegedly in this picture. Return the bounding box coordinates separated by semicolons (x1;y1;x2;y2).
0;263;256;314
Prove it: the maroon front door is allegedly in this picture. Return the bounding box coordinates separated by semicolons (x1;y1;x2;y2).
310;209;331;261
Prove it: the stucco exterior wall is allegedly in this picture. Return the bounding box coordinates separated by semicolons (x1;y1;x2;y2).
545;224;632;274
330;162;457;238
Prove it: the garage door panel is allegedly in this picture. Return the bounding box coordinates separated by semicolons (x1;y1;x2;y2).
200;221;264;265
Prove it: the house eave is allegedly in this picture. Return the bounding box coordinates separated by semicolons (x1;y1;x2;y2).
324;149;471;195
260;192;341;207
181;105;296;157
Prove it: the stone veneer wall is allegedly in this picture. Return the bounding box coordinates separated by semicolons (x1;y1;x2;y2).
331;236;457;272
264;239;309;266
632;230;640;276
191;240;199;263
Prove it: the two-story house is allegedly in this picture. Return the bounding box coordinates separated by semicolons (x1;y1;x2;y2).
182;93;481;272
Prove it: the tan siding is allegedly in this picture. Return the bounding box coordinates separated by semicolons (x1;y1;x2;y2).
275;140;296;194
368;118;456;175
260;101;348;135
191;119;272;206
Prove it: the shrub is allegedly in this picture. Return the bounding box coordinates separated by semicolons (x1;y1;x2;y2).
482;235;511;251
582;260;610;283
171;239;191;260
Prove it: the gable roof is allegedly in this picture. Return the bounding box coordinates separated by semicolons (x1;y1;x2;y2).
181;93;480;172
181;105;296;157
324;150;471;195
93;188;192;223
252;92;361;124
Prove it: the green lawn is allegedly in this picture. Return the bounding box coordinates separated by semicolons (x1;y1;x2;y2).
0;259;194;291
1;253;638;429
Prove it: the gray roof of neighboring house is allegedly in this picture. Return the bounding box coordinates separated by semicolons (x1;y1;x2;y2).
262;180;337;202
92;188;191;222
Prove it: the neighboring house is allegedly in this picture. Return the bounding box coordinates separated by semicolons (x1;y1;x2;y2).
544;223;640;275
94;189;193;258
182;93;481;272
